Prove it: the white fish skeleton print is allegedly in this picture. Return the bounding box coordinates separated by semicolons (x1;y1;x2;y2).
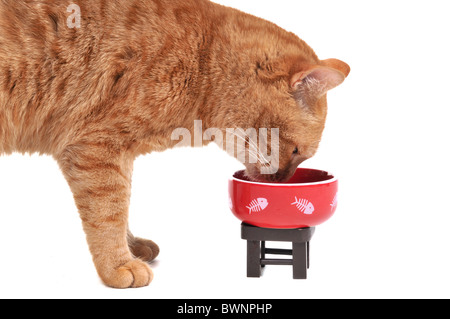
330;193;338;210
291;197;315;215
246;198;269;214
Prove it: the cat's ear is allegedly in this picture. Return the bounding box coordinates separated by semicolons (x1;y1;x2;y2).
321;58;351;78
290;59;350;104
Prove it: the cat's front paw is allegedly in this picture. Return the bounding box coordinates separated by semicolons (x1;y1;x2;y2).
101;259;153;289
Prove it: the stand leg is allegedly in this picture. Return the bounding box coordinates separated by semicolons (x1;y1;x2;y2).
292;242;307;279
307;241;310;269
261;241;266;268
247;240;261;277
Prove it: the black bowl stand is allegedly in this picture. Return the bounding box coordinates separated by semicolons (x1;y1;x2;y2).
241;223;315;279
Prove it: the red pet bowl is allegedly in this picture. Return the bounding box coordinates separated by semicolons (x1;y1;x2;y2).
228;168;338;229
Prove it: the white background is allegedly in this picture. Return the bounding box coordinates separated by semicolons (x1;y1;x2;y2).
1;0;450;299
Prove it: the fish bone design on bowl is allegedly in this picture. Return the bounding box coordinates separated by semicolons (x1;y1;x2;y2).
228;168;338;229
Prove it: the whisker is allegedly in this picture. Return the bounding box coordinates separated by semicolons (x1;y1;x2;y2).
228;130;269;165
231;129;271;165
234;128;261;155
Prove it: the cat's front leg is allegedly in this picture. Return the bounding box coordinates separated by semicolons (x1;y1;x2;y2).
57;143;153;288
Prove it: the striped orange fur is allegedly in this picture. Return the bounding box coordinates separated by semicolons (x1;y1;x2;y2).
0;0;349;288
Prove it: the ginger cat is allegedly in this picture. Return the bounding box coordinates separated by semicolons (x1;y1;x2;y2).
0;0;349;288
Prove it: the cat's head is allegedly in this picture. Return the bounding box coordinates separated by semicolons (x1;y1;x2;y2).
219;56;350;182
